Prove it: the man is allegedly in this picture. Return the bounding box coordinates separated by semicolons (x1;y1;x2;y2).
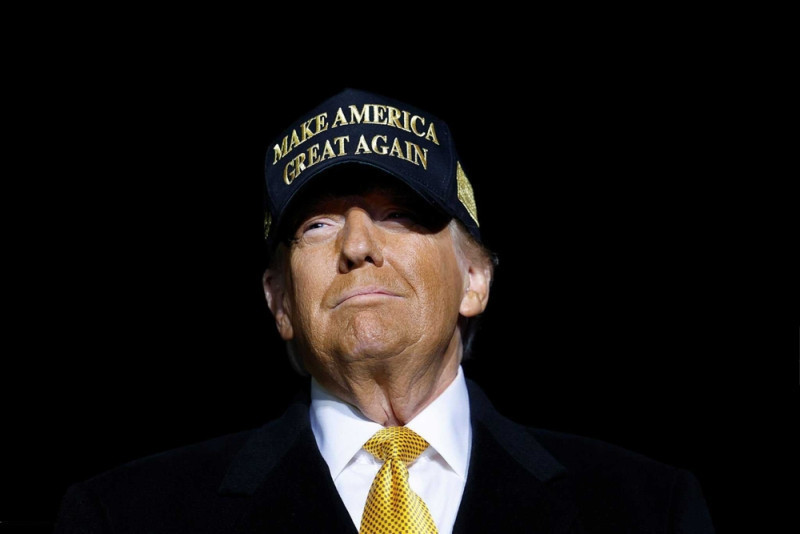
54;88;715;533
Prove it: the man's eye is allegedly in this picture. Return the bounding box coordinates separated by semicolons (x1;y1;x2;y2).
291;217;340;244
298;216;339;233
305;221;327;231
386;211;414;221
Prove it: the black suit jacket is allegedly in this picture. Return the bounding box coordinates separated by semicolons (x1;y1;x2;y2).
54;379;715;533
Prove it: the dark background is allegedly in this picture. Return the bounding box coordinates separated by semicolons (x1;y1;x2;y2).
3;17;797;533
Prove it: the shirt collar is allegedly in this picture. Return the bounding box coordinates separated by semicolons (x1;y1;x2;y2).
310;366;472;480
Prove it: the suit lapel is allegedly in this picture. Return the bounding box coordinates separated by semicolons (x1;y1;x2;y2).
213;379;583;533
453;381;584;534
218;389;357;534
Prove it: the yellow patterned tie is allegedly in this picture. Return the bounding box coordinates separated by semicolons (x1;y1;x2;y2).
359;426;438;534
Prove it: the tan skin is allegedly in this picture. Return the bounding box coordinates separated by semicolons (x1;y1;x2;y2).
263;178;491;426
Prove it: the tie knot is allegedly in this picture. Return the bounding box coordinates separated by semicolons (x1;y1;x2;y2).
363;426;429;463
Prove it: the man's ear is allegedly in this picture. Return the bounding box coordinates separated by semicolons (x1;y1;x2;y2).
460;263;491;318
262;268;294;340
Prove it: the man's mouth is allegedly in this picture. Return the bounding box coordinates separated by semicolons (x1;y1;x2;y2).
334;286;401;307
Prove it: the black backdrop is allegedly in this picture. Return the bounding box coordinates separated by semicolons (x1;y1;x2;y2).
3;24;797;533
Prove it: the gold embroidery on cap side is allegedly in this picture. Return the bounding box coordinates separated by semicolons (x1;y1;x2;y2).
264;210;272;239
456;161;479;227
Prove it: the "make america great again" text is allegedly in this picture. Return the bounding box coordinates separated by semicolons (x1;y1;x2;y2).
272;103;440;184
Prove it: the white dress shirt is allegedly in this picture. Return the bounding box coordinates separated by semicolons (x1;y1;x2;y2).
310;365;472;534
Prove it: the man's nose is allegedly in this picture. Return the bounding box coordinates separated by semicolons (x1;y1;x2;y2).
338;209;384;271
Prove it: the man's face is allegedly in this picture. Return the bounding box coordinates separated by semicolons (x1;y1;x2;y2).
275;172;468;374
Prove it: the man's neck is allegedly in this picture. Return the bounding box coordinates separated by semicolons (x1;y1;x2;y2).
312;353;461;426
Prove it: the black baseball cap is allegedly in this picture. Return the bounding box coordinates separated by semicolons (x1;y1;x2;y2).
263;88;481;245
